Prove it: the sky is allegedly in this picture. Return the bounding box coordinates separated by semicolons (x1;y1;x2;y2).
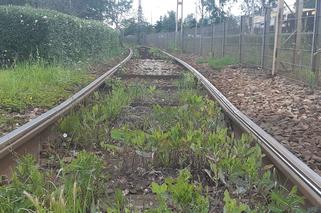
132;0;296;24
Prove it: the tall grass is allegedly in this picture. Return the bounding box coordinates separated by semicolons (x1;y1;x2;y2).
0;62;90;112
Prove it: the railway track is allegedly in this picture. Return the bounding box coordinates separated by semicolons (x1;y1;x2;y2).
0;47;320;210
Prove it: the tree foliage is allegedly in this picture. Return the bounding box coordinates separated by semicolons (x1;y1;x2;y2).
155;11;177;32
0;0;133;23
184;14;197;28
0;6;121;64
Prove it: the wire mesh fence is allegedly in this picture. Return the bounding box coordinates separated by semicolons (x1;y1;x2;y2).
139;3;321;87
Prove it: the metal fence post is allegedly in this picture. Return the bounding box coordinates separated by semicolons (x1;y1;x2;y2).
200;24;203;56
222;22;226;57
312;0;321;85
240;16;244;64
272;0;284;76
262;7;271;68
292;0;303;72
211;23;214;58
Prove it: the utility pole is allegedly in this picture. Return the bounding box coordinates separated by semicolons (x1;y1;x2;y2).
137;0;143;45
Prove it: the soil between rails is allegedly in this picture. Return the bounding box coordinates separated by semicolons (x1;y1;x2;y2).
177;54;321;176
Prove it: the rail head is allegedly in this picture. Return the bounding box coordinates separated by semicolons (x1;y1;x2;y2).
161;50;321;207
0;49;133;159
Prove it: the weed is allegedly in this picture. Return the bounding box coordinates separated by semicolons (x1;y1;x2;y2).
196;57;209;64
268;186;305;213
0;155;45;212
0;61;90;112
223;190;251;213
176;73;198;90
62;151;105;211
59;82;146;148
0;151;106;212
151;169;209;213
148;48;169;60
207;57;237;70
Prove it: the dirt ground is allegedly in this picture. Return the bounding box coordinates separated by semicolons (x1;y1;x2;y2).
177;54;321;176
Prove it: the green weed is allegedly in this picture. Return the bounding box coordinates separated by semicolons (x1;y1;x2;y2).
151;169;209;213
0;62;90;112
207;57;237;70
223;190;251;213
0;152;105;213
268;186;305;213
59;82;147;148
0;155;45;212
196;57;208;64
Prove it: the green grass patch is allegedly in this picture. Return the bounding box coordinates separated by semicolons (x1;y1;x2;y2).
196;57;208;64
0;62;91;112
207;57;237;70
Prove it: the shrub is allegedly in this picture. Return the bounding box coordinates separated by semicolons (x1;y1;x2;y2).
0;5;121;65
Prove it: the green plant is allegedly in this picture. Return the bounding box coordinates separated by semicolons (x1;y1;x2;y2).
59;82;145;148
0;62;90;111
0;6;121;65
0;155;46;212
151;169;209;213
176;73;198;90
223;190;251;213
207;57;237;70
268;186;305;213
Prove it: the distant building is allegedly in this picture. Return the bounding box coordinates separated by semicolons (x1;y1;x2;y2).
252;8;315;32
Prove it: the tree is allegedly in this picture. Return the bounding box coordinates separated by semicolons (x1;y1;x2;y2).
184;14;197;28
154;11;176;32
105;0;133;30
0;0;133;22
240;0;276;16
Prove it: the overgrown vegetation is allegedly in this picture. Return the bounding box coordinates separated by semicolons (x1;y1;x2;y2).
196;56;237;70
0;59;313;212
207;57;237;70
0;62;90;112
59;80;148;149
0;5;121;66
0;152;106;212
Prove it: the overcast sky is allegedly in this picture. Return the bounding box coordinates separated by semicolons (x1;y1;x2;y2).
132;0;296;24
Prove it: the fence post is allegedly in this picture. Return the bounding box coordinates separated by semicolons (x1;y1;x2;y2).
261;7;271;68
312;0;321;85
239;16;244;64
211;23;214;58
222;22;226;57
292;0;303;72
200;25;203;56
272;0;284;76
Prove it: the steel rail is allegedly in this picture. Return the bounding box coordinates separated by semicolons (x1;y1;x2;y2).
162;50;321;207
0;49;133;160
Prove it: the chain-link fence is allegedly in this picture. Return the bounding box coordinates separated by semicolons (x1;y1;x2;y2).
140;3;321;87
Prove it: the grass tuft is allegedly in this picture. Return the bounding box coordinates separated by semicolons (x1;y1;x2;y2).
207;57;237;70
0;62;90;112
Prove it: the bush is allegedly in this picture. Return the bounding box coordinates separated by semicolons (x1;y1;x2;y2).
0;5;121;65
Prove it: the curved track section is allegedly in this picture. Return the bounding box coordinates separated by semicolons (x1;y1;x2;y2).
0;47;320;206
162;50;321;206
0;50;132;171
